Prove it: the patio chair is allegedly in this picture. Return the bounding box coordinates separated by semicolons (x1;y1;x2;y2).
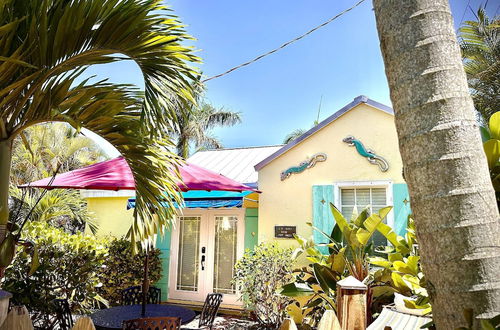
121;286;162;305
122;316;181;330
52;298;74;330
181;293;223;330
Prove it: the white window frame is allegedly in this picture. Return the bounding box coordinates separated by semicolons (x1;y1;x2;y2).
333;180;394;229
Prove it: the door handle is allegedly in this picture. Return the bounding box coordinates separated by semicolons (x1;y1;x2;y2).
201;255;206;271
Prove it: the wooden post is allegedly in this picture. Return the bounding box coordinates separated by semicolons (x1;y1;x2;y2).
336;276;368;330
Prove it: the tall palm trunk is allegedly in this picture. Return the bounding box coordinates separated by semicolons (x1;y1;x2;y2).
0;139;11;244
373;0;500;328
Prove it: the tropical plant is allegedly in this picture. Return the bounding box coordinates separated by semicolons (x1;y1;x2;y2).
97;238;162;306
233;243;294;328
283;129;307;144
369;216;431;315
0;0;199;273
459;7;499;121
9;186;97;234
3;224;162;329
373;1;500;328
3;222;108;329
173;77;241;158
7;122;105;234
280;205;393;327
9;122;107;186
481;112;500;208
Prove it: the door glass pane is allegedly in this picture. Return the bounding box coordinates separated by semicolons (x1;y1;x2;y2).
213;216;238;294
176;216;200;291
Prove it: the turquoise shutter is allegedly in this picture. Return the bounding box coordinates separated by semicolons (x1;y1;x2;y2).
393;183;411;236
312;185;335;254
156;231;172;301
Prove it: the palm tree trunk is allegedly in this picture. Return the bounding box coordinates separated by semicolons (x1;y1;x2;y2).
373;0;500;328
177;136;189;159
0;139;11;247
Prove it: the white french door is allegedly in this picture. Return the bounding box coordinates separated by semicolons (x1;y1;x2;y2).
168;209;245;305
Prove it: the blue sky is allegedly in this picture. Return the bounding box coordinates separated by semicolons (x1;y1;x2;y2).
87;0;498;157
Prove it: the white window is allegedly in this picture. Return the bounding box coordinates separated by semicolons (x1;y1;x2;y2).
340;187;387;219
334;181;394;247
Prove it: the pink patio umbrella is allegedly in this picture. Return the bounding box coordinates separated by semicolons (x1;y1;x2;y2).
22;156;256;192
21;156;256;316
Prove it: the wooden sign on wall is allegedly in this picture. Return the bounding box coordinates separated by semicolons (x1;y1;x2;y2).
274;225;296;239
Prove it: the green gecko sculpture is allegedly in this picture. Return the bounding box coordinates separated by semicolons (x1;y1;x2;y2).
280;153;327;181
342;136;389;172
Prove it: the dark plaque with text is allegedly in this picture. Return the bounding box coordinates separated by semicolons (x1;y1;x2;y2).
274;225;296;239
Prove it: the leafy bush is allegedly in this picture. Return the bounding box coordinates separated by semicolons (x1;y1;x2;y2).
97;238;162;306
233;242;294;328
3;222;108;328
369;215;430;314
481;112;500;208
280;204;393;327
3;223;162;329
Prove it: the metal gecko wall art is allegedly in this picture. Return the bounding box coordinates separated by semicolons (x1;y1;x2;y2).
342;136;389;172
280;153;327;181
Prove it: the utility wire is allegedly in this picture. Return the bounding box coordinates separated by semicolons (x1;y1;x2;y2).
202;0;367;83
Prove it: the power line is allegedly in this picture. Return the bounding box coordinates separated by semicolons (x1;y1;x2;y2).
202;0;367;83
456;0;472;34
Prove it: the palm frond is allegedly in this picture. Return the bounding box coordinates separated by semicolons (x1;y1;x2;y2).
1;0;199;248
283;129;306;144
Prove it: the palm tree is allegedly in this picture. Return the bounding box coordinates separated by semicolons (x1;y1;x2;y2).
373;0;500;328
8;123;104;234
459;7;500;120
283;129;307;144
174;79;241;158
10;123;107;186
0;0;199;268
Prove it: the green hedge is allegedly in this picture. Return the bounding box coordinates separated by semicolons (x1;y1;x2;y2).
3;222;161;328
97;238;161;306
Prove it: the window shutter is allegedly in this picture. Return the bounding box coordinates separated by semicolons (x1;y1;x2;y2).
312;185;335;254
393;183;411;236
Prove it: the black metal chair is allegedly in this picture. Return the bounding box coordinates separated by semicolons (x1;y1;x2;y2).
182;293;223;330
52;299;74;330
123;316;181;330
121;285;162;305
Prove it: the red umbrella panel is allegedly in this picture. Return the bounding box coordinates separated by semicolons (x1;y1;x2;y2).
20;156;256;192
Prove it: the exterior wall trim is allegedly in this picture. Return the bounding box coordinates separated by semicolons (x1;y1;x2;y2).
254;95;394;171
81;189;135;198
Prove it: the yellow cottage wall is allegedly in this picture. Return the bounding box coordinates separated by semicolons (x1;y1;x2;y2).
86;197;134;237
257;103;404;247
86;193;260;238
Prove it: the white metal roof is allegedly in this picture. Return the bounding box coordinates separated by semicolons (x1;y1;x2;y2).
188;145;283;185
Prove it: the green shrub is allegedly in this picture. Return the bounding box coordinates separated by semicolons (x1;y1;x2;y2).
3;222;108;328
97;238;162;306
233;242;294;328
2;223;162;328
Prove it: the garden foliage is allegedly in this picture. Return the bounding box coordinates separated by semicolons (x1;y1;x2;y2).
2;222;161;328
97;238;162;306
280;204;393;327
233;243;294;328
369;215;430;314
481;111;500;208
3;222;108;328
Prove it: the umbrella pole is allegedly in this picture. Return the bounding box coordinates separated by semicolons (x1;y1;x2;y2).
142;246;150;317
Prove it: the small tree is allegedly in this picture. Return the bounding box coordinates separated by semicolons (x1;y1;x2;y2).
233;243;294;328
